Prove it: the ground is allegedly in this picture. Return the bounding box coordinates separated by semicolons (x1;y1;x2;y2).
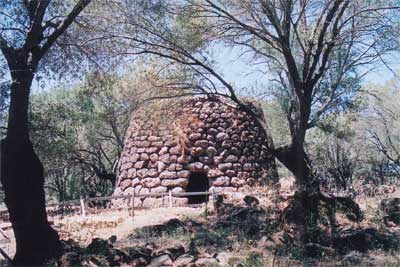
0;184;399;266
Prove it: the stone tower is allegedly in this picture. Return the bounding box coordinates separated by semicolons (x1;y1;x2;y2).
113;96;277;206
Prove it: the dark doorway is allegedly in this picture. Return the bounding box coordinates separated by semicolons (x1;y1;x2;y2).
186;172;209;204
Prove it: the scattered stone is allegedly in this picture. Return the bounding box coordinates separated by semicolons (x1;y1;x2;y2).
174;254;195;267
195;257;218;266
147;254;172;267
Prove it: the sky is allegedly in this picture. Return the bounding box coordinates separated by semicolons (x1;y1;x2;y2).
214;45;400;92
7;42;400;97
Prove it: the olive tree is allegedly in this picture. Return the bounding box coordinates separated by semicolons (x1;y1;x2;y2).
0;1;91;265
106;0;399;242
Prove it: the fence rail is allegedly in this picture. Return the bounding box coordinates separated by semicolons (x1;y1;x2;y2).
0;190;221;221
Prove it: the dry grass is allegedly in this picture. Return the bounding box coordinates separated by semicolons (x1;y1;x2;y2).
1;186;399;266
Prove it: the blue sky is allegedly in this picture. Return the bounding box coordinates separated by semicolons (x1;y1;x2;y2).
214;45;400;92
23;44;400;96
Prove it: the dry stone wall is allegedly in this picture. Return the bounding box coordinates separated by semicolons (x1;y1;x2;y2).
113;96;277;206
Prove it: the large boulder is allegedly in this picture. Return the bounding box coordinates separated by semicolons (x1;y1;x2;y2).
380;197;400;225
334;228;400;253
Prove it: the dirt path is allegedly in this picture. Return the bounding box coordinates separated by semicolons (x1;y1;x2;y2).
0;205;207;260
56;206;206;243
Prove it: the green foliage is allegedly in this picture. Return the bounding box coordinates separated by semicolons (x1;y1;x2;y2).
305;77;400;189
262;101;291;147
29;72;138;201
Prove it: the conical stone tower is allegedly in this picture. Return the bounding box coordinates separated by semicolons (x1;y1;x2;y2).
113;96;277;207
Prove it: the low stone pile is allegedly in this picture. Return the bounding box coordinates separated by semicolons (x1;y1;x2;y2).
60;231;228;267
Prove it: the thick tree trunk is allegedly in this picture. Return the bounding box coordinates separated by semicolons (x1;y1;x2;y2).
0;68;61;266
275;145;321;243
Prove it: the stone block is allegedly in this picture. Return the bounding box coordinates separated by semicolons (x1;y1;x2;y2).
131;178;140;187
243;163;254;171
216;132;229;141
210;176;230;186
189;162;204;172
189;133;202;141
218;163;232;172
150;186;168;194
159;154;170;164
125;168;135;178
159;147;169;155
159;171;177;179
194;140;209;148
170;146;181;155
140;153;149;161
225;169;236;177
142;178;161;188
147;169;159;178
134;161;145;169
145;147;159;153
130;154;140;162
224;155;239;163
191;147;204;157
207;169;224;178
207;128;218;135
177;170;190;178
231;177;245;187
206;146;217;156
149;153;158;162
165;140;178;147
161;178;188;187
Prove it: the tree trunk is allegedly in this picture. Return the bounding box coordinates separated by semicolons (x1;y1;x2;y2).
0;68;61;266
275;145;321;243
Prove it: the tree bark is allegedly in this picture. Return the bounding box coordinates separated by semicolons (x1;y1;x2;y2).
0;67;61;266
275;144;321;243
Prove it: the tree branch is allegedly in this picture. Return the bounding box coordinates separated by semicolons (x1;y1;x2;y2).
38;0;91;58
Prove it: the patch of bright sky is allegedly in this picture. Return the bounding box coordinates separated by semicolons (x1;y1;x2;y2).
213;45;400;94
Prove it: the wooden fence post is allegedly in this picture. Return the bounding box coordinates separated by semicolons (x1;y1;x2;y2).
80;198;86;217
130;193;135;217
211;189;217;216
169;191;173;208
